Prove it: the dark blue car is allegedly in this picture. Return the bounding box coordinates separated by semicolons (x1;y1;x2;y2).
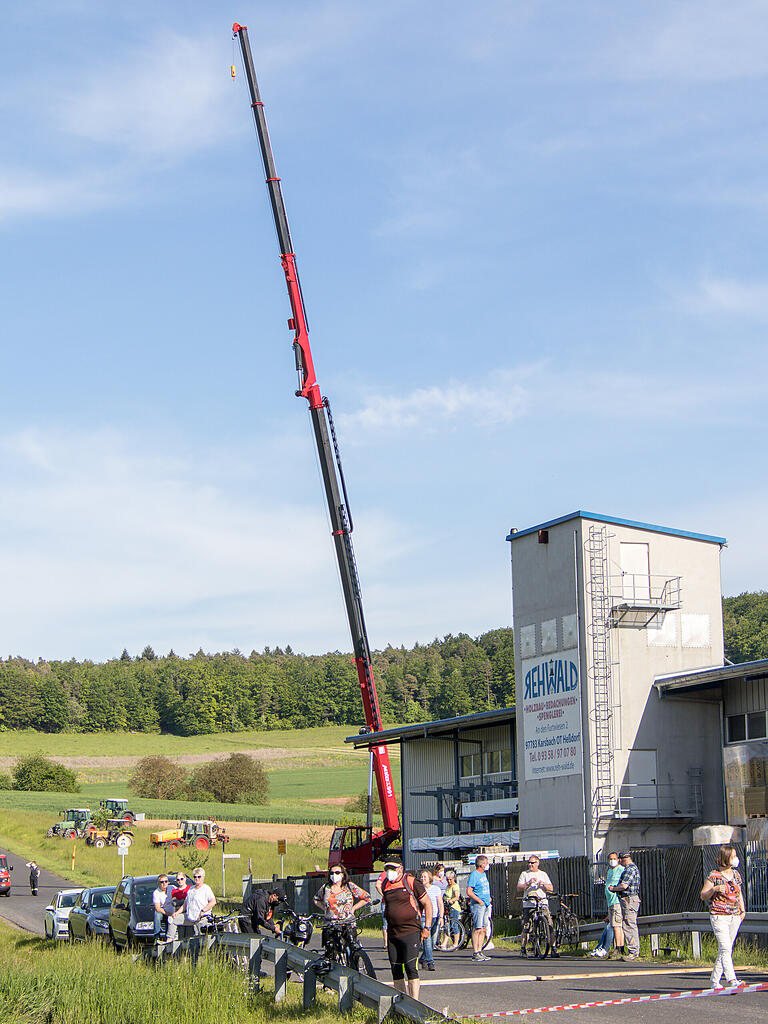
68;886;116;941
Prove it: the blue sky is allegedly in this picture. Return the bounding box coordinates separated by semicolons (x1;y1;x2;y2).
1;1;766;661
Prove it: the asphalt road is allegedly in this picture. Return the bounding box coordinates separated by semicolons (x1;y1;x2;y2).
357;937;768;1023
0;845;78;935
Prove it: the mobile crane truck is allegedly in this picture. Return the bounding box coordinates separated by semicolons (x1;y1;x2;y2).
233;23;400;871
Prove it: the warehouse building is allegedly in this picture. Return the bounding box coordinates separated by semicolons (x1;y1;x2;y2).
349;510;767;868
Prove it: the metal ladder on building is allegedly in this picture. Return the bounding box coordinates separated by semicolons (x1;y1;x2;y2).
586;524;615;835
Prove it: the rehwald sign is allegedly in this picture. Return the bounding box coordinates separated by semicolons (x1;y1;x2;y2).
522;649;582;781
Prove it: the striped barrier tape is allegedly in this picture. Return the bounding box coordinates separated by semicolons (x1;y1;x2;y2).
454;980;768;1017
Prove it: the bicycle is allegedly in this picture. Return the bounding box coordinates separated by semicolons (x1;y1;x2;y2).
443;896;492;951
522;895;552;959
552;893;580;949
318;915;376;978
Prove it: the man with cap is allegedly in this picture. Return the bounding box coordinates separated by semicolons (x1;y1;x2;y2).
380;858;432;999
609;851;641;960
241;884;286;936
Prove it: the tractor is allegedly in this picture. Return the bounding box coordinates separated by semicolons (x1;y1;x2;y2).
85;819;135;848
46;808;93;839
99;798;136;822
150;819;229;850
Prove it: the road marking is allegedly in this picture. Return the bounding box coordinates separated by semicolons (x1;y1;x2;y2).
452;980;768;1017
421;966;715;986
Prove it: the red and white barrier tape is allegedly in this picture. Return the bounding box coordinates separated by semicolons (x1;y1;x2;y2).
454;980;768;1018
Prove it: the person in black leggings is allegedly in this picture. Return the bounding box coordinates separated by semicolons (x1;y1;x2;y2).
380;858;432;1000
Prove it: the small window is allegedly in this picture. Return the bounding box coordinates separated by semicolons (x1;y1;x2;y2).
727;715;746;743
460;754;480;778
485;751;501;774
747;711;767;740
500;749;512;772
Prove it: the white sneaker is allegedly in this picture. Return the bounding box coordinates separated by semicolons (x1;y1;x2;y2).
485;941;495;951
595;948;608;958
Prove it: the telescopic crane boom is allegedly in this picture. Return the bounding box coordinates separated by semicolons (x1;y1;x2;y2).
233;23;400;870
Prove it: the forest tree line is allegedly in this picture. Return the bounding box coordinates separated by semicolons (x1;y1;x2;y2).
0;592;764;736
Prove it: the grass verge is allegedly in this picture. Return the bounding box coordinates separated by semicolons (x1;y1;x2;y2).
0;920;377;1024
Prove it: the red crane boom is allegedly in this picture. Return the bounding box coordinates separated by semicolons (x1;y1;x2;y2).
233;23;400;870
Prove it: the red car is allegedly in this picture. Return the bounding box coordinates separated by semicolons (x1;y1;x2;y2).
0;854;12;896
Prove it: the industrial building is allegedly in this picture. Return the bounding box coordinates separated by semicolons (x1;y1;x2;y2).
348;510;768;869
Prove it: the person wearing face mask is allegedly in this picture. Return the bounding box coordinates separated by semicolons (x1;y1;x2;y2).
589;853;623;958
701;844;745;989
380;858;432;999
314;864;370;945
608;851;641;960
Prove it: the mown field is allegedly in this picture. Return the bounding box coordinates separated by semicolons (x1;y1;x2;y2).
0;919;377;1024
0;725;401;823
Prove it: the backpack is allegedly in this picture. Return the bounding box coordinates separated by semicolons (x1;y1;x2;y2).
383;872;420;916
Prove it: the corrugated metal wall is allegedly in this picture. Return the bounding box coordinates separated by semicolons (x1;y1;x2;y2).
723;675;768;715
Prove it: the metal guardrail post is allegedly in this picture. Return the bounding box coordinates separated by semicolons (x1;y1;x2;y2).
274;945;288;1002
376;992;394;1023
337;974;354;1013
302;967;317;1010
691;931;701;959
248;937;262;988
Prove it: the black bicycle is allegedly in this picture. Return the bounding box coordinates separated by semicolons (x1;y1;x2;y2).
524;895;552;959
441;896;492;951
319;916;376;978
552;893;580;949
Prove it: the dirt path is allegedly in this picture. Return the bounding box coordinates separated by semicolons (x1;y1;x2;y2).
136;819;334;843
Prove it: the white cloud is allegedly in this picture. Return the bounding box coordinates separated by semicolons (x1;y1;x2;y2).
676;275;768;319
337;361;761;436
0;167;124;222
602;1;768;82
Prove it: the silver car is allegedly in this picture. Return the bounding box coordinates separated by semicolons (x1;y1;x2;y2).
44;887;84;939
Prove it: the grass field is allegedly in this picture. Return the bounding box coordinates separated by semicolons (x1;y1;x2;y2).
0;810;327;892
0;725;394;759
0;919;376;1024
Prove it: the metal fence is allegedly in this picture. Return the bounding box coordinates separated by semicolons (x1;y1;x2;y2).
485;840;768;921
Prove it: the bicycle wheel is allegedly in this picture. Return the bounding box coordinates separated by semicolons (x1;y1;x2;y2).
533;916;550;959
482;917;493;951
349;949;376;979
457;919;471;949
564;911;579;947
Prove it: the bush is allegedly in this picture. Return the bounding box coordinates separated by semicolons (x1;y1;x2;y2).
128;755;187;800
12;754;79;792
344;790;382;815
0;771;12;790
188;753;268;804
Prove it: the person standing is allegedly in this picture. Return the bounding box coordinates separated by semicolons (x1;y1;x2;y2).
183;867;216;935
609;850;640;960
467;855;493;961
417;869;444;971
313;864;370;947
442;868;462;950
380;858;432;1000
517;855;557;958
701;844;745;989
152;874;174;941
26;861;40;896
589;853;623;958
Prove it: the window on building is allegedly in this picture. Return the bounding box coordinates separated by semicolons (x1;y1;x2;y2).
747;711;767;740
727;715;747;743
460;753;481;778
485;750;501;774
500;748;512;772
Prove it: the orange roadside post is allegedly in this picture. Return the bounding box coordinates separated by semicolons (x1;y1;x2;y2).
71;844;76;870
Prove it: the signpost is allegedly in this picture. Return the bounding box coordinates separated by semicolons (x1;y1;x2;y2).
222;851;240;898
277;839;287;878
116;831;130;875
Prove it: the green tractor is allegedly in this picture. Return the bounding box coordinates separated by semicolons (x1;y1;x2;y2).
46;808;93;839
99;798;136;823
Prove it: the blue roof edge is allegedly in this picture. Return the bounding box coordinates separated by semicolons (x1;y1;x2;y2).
506;511;727;546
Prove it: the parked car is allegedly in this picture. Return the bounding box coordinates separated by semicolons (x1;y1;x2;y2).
44;888;84;939
0;854;12;896
109;875;162;948
68;885;116;941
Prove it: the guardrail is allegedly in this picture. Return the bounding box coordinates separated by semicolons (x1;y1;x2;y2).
138;931;443;1023
577;911;768;958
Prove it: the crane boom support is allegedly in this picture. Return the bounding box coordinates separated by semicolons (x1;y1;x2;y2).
233;24;400;856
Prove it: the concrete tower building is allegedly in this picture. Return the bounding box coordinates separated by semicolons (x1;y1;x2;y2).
507;512;727;859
